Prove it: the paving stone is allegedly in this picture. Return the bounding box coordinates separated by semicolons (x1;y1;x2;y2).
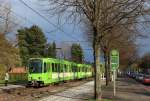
39;81;94;101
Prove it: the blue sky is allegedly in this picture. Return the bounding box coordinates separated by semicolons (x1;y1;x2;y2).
9;0;150;61
10;0;94;62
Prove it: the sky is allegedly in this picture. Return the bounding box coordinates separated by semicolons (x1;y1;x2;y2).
1;0;150;62
9;0;95;62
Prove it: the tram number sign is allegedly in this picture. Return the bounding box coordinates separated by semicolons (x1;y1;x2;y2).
111;50;119;71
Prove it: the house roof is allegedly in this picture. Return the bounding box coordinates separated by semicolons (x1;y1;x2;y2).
9;67;27;73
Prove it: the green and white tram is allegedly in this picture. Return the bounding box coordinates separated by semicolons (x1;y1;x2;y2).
27;58;92;87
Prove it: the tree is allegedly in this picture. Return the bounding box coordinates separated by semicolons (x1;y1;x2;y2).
47;41;56;58
0;0;17;34
41;0;149;99
100;24;141;86
139;52;150;70
71;43;83;63
52;42;56;58
0;33;21;79
17;25;47;66
17;28;29;66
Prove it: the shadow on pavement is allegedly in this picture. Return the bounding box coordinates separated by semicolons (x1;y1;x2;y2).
102;77;150;101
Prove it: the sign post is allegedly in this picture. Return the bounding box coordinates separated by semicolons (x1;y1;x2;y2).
110;49;119;96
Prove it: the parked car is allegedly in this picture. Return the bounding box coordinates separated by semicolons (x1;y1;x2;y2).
135;73;144;81
128;72;135;78
131;73;138;79
142;75;150;84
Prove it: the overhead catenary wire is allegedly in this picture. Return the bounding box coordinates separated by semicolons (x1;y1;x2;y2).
0;1;93;62
0;3;92;45
18;0;80;42
1;1;94;52
0;3;35;25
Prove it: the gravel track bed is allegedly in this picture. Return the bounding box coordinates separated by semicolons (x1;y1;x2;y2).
0;78;93;101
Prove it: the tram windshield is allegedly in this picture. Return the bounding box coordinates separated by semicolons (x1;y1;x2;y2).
29;59;42;73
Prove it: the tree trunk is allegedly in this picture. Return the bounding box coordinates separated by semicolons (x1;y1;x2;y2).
93;42;96;99
95;44;102;100
108;53;111;82
104;52;109;86
93;27;102;100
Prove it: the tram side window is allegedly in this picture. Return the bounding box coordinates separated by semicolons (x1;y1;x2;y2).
74;66;76;72
62;64;64;72
66;65;67;72
82;67;84;72
67;65;70;72
72;66;74;72
60;64;63;72
55;63;60;72
44;63;46;73
70;65;72;72
75;66;77;72
86;68;88;72
63;64;65;72
57;64;59;72
71;66;74;72
55;64;57;72
79;67;81;72
52;63;55;72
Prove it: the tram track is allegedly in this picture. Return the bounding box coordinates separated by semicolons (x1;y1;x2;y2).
0;78;93;101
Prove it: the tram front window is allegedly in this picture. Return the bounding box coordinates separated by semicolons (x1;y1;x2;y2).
29;60;42;73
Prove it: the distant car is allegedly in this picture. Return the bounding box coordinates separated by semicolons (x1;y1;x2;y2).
128;72;134;78
135;73;144;81
131;73;138;79
142;75;150;84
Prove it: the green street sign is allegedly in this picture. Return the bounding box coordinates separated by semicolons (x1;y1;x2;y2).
111;49;119;71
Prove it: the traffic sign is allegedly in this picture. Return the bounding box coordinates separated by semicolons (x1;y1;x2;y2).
110;49;119;71
110;49;119;96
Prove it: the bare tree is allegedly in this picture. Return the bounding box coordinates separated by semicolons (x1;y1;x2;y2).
0;0;20;35
0;33;21;72
0;0;11;34
41;0;149;99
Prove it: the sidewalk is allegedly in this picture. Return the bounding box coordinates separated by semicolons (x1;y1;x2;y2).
103;78;150;101
39;81;94;101
40;78;150;101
